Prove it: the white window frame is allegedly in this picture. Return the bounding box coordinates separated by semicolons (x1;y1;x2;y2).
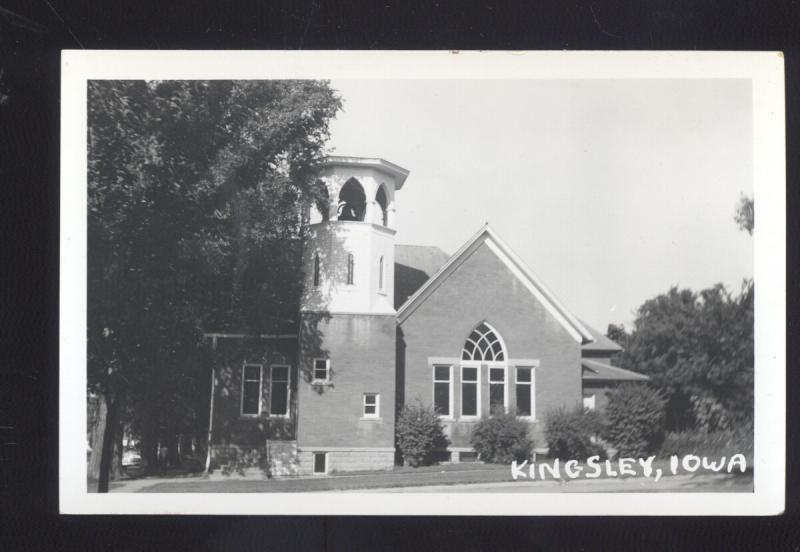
460;363;481;420
240;363;263;417
488;363;508;414
269;364;291;418
312;358;331;384
312;451;328;475
362;392;380;419
432;364;454;419
515;366;536;420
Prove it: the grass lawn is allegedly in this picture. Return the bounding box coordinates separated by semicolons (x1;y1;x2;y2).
132;458;752;493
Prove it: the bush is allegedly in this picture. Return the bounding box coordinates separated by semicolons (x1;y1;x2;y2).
660;425;753;465
545;407;605;460
395;399;449;467
470;410;534;464
605;383;667;457
218;448;265;476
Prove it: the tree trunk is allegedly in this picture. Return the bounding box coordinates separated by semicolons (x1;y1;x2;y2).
111;421;124;480
97;389;123;493
166;433;181;469
87;394;107;481
140;412;159;474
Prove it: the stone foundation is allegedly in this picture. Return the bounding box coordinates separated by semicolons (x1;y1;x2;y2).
298;447;395;474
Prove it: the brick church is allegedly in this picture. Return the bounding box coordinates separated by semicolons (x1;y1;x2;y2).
205;156;647;476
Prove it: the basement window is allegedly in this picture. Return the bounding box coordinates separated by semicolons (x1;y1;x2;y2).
313;452;327;475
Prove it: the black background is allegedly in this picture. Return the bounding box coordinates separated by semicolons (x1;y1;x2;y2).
1;0;798;549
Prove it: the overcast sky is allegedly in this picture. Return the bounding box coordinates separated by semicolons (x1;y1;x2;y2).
326;79;753;332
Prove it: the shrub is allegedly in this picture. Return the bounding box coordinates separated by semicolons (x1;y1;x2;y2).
395;399;449;467
604;383;667;457
544;406;605;460
218;447;265;476
660;425;753;465
470;410;534;464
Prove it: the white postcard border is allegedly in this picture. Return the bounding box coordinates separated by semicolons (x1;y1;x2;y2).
60;50;785;515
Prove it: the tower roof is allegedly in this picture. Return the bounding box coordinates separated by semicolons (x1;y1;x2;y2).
320;156;410;189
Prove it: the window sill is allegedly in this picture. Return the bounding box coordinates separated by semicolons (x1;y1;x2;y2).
268;414;291;419
239;413;261;419
459;416;481;422
359;417;382;421
311;380;332;387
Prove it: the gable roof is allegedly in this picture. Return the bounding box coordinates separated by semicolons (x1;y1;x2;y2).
394;244;451;309
396;224;595;344
582;359;649;382
580;320;624;353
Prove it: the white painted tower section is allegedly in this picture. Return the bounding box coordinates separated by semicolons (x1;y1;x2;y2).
301;157;409;315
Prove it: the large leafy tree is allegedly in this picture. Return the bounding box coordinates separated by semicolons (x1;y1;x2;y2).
611;282;754;431
87;80;341;491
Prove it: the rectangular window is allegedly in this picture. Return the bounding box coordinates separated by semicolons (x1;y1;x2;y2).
489;367;506;414
313;254;320;287
363;393;379;418
583;393;596;411
241;364;262;416
313;452;327;474
433;365;452;417
269;365;290;416
461;365;479;417
515;366;535;418
347;253;354;285
313;359;330;383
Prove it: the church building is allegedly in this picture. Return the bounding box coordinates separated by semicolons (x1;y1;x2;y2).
205;156;647;476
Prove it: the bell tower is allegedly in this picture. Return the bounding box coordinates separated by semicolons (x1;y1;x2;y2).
296;156;409;475
301;156;409;315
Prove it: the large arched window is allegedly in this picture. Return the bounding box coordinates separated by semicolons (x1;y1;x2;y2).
462;322;508;417
337;178;366;221
462;322;506;361
375;185;389;227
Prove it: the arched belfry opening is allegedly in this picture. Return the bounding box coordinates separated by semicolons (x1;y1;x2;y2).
375;185;389;227
337;178;366;222
462;322;507;361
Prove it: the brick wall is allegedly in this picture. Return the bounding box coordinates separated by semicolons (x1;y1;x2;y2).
399;241;582;448
296;313;396;451
209;338;299;448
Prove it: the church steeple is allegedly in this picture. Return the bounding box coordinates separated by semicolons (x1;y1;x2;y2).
301;156;409;315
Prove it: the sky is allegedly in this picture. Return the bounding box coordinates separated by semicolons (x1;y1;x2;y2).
325;79;753;332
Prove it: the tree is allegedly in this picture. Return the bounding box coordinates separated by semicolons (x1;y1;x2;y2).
87;80;341;491
614;282;754;431
606;323;629;352
734;194;754;235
